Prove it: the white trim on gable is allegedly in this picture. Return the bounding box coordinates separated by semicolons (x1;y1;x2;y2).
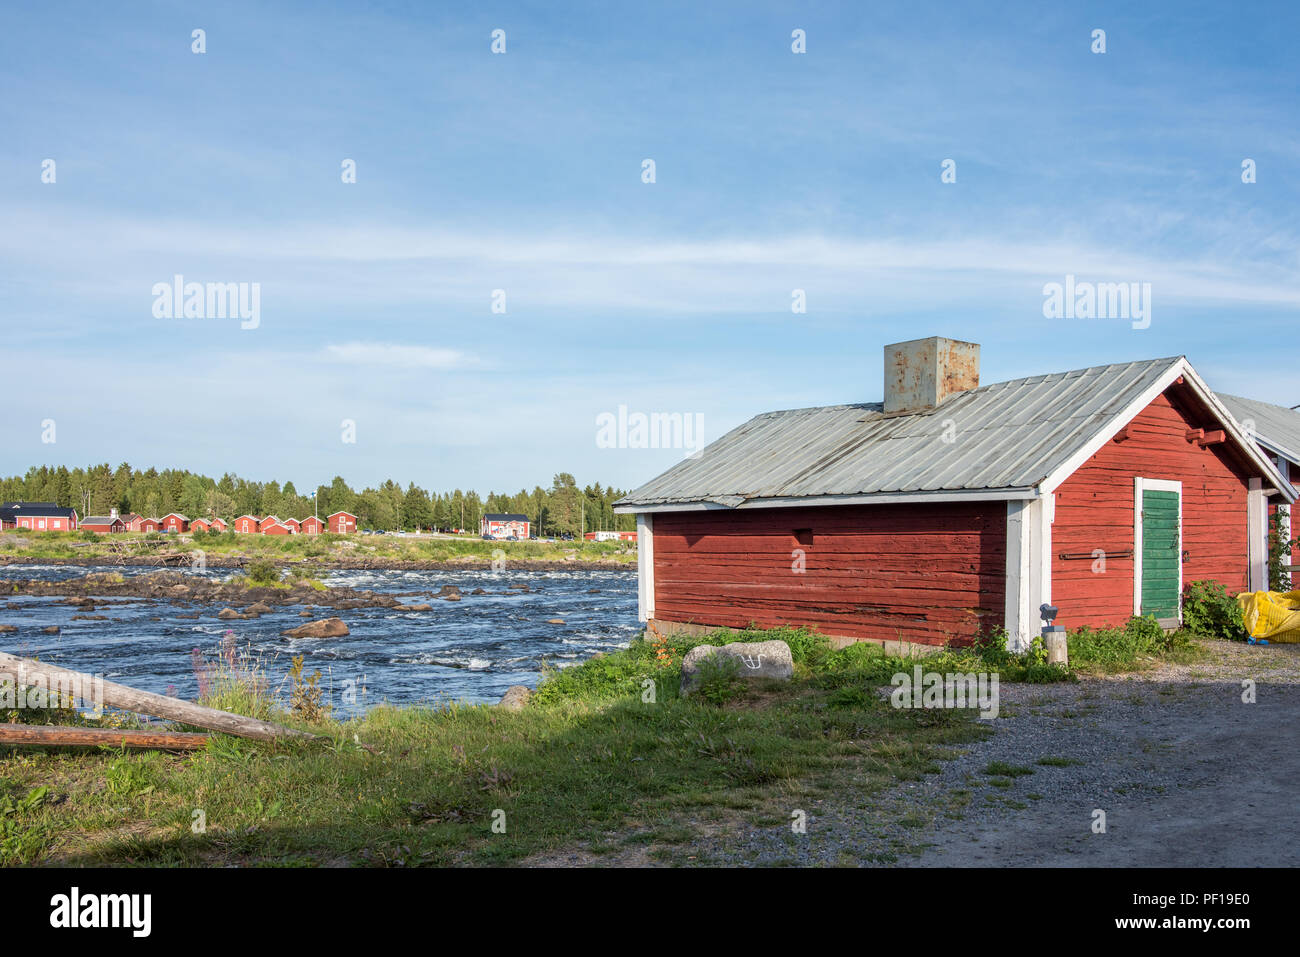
1040;358;1296;504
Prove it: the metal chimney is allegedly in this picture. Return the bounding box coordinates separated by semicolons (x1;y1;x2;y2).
883;336;980;414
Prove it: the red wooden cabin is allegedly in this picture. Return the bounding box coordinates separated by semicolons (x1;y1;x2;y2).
616;338;1295;650
160;513;189;533
328;511;357;534
81;515;127;533
300;516;325;535
234;515;259;534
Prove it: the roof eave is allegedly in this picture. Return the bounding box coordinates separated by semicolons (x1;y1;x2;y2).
614;486;1041;514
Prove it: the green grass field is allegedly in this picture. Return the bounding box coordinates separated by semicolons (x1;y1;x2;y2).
0;529;635;567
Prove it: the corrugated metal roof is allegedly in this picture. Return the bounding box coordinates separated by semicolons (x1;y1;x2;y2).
1217;393;1300;465
616;357;1181;509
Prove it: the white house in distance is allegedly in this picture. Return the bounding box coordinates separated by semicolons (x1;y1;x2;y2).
481;513;530;539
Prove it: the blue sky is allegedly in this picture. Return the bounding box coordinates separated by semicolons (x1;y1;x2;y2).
2;0;1297;493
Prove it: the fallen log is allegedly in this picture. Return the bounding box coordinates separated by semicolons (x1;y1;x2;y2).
0;723;210;750
0;650;317;742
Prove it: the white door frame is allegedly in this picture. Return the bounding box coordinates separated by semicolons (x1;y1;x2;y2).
1133;478;1183;619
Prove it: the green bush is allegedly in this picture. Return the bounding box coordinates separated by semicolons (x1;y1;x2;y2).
1182;580;1246;641
244;559;281;586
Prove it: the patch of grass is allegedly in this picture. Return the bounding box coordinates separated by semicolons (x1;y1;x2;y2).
1068;615;1193;672
1036;756;1083;767
984;761;1034;777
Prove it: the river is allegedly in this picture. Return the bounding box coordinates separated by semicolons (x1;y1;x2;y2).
0;564;639;717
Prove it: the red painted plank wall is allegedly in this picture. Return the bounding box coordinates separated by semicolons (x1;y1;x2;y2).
652;502;1006;646
1052;388;1253;629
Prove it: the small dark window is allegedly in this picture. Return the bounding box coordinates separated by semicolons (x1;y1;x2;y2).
793;528;814;546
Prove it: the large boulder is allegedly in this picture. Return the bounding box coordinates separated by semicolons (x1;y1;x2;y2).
281;617;350;639
497;685;532;711
680;640;794;697
244;601;274;615
216;608;241;620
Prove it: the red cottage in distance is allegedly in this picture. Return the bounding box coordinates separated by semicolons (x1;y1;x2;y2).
300;516;325;535
234;515;259;534
81;514;127;534
615;337;1295;652
209;517;228;532
160;513;189;534
283;518;301;534
328;511;357;534
190;519;211;533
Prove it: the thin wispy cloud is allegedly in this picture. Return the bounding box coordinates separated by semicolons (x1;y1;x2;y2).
322;342;475;370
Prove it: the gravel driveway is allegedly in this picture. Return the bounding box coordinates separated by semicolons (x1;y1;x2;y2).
702;639;1300;867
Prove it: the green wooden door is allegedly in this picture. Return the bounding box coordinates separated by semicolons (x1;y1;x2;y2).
1141;489;1180;619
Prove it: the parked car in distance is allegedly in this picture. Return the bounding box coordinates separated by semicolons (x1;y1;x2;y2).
481;533;495;540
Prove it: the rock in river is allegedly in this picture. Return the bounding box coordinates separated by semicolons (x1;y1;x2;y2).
281;617;350;639
217;608;241;620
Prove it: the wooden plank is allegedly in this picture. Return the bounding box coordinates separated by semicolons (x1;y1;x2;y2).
0;723;209;750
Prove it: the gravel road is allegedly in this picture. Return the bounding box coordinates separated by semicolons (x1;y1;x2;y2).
695;639;1300;867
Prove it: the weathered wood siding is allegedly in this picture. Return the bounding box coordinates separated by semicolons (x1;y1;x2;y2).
652;502;1006;646
1052;389;1253;628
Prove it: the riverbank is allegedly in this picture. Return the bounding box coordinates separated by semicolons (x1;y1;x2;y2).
0;619;1210;866
0;530;636;572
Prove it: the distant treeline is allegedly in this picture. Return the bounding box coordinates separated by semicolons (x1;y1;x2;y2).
1;465;636;536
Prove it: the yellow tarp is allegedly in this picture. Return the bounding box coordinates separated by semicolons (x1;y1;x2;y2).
1237;590;1300;643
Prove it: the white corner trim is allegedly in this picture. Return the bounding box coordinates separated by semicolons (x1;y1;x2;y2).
636;513;655;622
1133;477;1183;618
1005;498;1050;652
